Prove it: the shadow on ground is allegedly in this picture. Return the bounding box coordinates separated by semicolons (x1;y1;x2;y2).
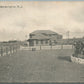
58;56;71;62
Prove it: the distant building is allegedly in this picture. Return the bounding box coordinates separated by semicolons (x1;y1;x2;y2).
28;30;62;46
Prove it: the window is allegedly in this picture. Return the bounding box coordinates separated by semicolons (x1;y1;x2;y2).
49;34;51;36
36;40;38;44
41;40;43;44
54;40;57;44
45;40;48;44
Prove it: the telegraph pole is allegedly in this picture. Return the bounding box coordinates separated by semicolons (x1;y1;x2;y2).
67;31;70;44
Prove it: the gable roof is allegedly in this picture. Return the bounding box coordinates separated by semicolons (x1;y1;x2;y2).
28;30;62;40
30;30;59;35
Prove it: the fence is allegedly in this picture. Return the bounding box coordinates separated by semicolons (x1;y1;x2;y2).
0;45;20;56
20;45;74;51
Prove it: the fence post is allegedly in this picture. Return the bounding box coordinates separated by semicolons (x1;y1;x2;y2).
6;47;8;56
8;47;10;55
3;47;4;56
40;45;41;50
61;44;63;49
13;46;14;53
51;45;52;49
72;45;74;49
1;47;3;56
11;46;13;53
16;45;17;52
16;45;17;51
0;47;1;56
13;46;15;52
10;46;12;55
15;46;16;52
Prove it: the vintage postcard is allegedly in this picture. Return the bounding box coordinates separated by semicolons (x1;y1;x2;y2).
0;1;84;83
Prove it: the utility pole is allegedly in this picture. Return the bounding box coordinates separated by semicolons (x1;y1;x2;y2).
67;31;70;44
67;31;70;40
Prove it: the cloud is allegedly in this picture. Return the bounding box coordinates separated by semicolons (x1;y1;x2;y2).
71;5;84;23
0;2;84;41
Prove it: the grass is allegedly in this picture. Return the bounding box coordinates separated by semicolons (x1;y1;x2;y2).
0;49;83;82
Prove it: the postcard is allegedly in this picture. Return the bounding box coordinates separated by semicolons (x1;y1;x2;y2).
0;1;84;83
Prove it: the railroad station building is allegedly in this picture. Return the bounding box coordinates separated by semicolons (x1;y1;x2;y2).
28;30;63;46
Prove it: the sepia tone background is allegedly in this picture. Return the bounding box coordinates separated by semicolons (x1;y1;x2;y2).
0;1;84;83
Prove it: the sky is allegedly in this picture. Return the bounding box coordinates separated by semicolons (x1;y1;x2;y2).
0;1;84;41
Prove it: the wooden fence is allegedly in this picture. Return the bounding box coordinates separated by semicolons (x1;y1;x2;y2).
20;45;74;51
0;45;20;56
